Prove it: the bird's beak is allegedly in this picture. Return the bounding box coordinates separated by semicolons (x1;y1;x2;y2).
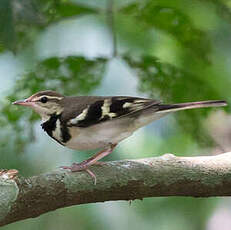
12;98;34;107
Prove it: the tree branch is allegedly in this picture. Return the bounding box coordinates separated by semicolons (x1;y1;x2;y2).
1;152;231;226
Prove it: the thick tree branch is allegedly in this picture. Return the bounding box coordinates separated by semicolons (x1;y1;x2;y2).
1;152;231;226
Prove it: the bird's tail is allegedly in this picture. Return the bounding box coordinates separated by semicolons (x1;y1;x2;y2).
156;100;227;113
133;100;227;130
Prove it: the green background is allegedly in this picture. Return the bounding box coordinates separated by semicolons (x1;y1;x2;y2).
0;0;231;229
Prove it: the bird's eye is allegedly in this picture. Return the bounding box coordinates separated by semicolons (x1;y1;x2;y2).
40;96;48;103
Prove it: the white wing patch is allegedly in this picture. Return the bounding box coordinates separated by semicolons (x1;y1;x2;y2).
36;95;64;101
133;100;149;103
101;99;116;118
122;100;148;110
123;102;133;108
69;107;89;125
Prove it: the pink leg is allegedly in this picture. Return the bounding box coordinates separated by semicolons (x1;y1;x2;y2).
60;144;117;184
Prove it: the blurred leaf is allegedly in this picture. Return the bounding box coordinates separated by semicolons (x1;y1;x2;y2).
39;0;96;23
209;0;231;23
0;0;96;53
115;13;155;55
0;0;44;52
121;0;212;62
0;0;16;51
14;56;106;95
72;0;138;11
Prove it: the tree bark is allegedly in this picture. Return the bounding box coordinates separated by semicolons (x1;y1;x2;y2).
1;152;231;226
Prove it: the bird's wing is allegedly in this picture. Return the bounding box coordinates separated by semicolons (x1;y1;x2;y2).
64;96;160;128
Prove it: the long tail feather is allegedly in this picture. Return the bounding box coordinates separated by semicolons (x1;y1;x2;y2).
156;100;227;113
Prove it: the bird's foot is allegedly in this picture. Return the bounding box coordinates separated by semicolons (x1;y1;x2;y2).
60;162;97;185
60;144;117;185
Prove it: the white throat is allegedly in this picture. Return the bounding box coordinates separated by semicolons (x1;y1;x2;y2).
41;114;51;123
31;102;63;122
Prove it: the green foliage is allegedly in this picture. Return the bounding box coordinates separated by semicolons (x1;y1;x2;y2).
13;56;106;96
39;0;96;23
122;0;211;62
0;0;95;53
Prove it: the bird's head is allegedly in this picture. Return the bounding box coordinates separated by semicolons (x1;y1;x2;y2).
13;90;64;121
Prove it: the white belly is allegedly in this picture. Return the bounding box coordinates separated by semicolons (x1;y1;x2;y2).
65;125;133;150
64;112;166;151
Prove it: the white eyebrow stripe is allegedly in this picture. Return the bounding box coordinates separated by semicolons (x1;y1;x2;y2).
36;95;64;101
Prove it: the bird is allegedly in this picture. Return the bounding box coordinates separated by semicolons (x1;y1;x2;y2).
13;90;227;183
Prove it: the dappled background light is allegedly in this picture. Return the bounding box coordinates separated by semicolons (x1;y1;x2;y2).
0;0;231;229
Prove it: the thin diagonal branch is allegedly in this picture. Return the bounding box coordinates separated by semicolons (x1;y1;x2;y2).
1;152;231;226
